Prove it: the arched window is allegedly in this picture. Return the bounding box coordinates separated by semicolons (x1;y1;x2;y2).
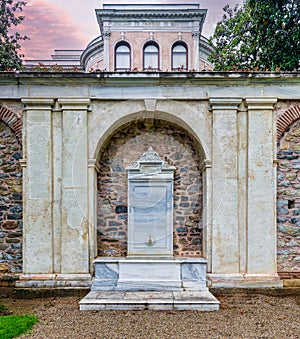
143;43;159;70
172;43;188;70
115;43;131;71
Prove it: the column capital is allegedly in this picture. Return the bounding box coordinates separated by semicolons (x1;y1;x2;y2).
199;159;212;173
88;159;100;172
192;31;200;39
103;30;111;40
245;97;277;110
21;97;54;110
209;97;242;111
57;98;91;111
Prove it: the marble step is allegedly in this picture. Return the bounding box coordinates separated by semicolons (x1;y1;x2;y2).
79;290;220;311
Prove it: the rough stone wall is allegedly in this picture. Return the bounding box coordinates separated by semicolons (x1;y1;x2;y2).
277;117;300;271
97;119;203;257
0;121;22;273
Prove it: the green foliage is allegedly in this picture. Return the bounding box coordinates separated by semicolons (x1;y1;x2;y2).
0;0;29;71
0;314;38;339
209;0;300;71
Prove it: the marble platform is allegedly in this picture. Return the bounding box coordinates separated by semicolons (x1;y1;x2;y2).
79;257;219;310
92;257;208;291
79;290;220;311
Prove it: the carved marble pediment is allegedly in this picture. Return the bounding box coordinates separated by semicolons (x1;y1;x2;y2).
127;147;175;177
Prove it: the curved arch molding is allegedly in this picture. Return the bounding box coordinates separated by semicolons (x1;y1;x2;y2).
0;105;22;141
277;105;300;143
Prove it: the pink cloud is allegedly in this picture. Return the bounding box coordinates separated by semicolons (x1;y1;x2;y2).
18;0;87;59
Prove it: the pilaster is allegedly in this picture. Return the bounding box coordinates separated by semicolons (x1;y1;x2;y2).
52;101;62;273
192;31;200;71
245;97;278;275
210;98;242;274
88;159;99;271
200;159;212;272
21;97;54;274
57;98;91;274
103;30;111;71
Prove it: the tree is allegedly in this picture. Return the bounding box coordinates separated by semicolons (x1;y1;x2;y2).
208;0;300;71
0;0;28;71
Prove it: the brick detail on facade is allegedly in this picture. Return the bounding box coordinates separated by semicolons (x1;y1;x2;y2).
277;105;300;144
97;119;203;258
0;105;22;142
0;121;22;273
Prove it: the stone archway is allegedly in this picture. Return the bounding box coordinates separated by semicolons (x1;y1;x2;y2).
96;118;204;258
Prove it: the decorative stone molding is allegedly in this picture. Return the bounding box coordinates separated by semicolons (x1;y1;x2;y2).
192;31;200;39
57;98;91;111
0;105;22;141
209;98;242;111
21;98;55;110
97;11;206;20
88;159;100;172
199;159;211;173
276;105;300;143
245;97;277;111
103;30;111;40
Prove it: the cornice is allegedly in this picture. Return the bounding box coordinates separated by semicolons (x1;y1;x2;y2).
245;97;277;110
57;98;91;111
21;97;54;110
209;98;242;111
1;72;299;87
96;9;206;21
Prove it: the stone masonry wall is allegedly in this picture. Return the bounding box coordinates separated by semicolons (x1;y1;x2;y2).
277;116;300;272
97;119;203;257
0;121;22;274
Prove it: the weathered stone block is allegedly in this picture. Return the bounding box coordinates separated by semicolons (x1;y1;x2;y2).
0;263;9;273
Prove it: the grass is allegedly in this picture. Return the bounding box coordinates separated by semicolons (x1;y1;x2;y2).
0;313;38;339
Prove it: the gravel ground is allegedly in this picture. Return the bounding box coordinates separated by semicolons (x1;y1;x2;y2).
1;293;300;339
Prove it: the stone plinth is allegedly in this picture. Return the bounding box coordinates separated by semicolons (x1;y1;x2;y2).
92;257;207;291
79;290;220;311
80;257;219;311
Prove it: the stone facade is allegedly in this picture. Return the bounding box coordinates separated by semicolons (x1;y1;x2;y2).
0;72;299;289
97;120;203;257
277;103;300;273
0;121;22;273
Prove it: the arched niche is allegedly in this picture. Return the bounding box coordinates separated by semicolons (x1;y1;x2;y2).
95;117;205;259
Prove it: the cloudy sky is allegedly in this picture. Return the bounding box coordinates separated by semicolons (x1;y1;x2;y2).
18;0;242;60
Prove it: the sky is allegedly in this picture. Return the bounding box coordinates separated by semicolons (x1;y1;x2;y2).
18;0;243;60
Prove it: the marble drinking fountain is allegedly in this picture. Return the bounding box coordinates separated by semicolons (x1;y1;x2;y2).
80;148;219;310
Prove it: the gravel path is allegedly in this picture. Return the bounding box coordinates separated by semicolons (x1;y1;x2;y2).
1;294;299;338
